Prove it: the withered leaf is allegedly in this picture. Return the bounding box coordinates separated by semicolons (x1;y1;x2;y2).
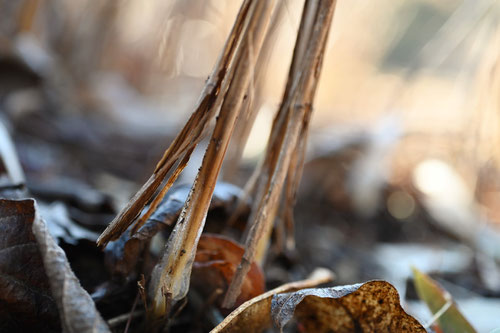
29;199;111;333
104;184;191;278
0;199;60;332
212;268;334;333
150;182;245;225
39;202;100;245
192;234;265;309
272;280;425;332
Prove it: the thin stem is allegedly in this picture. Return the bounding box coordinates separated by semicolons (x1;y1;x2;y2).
222;0;338;308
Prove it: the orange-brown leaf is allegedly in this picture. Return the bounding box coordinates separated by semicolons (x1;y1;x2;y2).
192;234;265;309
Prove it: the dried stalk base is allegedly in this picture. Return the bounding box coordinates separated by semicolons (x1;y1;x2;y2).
222;0;338;308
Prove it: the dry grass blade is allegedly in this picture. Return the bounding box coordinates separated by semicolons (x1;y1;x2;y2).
130;148;194;235
282;115;310;251
147;0;277;324
96;0;253;248
222;0;338;308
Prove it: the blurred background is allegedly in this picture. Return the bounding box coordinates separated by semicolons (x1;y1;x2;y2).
1;0;500;330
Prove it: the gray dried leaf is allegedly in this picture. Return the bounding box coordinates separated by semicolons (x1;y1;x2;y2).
39;202;99;245
271;280;425;332
148;182;245;225
30;199;110;333
105;182;245;278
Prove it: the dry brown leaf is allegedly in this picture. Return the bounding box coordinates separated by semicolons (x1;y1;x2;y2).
211;268;334;333
29;199;111;333
192;234;265;310
272;280;425;332
0;199;60;332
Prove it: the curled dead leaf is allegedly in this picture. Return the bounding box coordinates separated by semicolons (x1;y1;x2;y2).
212;268;334;333
29;199;111;333
272;280;425;332
192;234;265;310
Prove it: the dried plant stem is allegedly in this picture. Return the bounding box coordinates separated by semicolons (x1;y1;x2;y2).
282;113;310;251
223;0;337;309
226;156;262;228
222;84;255;182
97;0;253;248
222;0;287;181
147;0;277;324
131;148;194;235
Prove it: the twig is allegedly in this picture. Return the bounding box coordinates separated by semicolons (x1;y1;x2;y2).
138;275;148;313
124;292;140;333
106;310;144;329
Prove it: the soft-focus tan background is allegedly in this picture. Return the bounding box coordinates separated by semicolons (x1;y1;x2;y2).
1;0;499;223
